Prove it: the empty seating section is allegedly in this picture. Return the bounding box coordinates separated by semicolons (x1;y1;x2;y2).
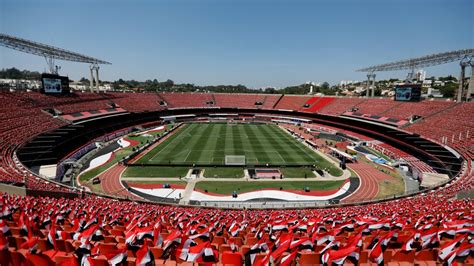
160;93;283;109
408;103;474;152
302;97;335;113
110;93;162;112
274;95;312;110
302;96;320;108
319;97;366;115
352;98;398;116
213;93;265;108
260;95;281;109
22;92;114;114
381;100;453;120
158;93;213;108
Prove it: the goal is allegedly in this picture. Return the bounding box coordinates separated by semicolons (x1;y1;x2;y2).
225;155;245;166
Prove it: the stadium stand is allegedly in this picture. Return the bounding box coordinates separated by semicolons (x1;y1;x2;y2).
21;92;114;114
260;95;281;109
274;95;312;110
213;93;266;108
0;91;473;265
158;93;213;108
408;102;474;150
301;97;335;113
111;93;163;113
319;97;367;115
380;100;453;120
351;98;398;116
0;174;472;266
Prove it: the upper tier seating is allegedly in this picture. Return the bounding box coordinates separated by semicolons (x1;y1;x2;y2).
351;98;399;116
158;93;213;108
260;95;281;109
274;95;312;110
319;97;367;115
301;97;335;113
20;92;114;114
407;102;474;149
213;93;266;108
109;92;163;113
381;100;453;120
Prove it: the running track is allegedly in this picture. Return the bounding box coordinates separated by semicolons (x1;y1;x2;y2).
99;164;141;200
99;128;182;200
342;160;393;202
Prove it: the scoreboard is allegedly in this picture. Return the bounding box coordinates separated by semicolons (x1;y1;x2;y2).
394;84;422;102
41;73;70;94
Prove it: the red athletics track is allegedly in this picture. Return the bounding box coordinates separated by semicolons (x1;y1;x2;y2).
342;160;393;202
97;138;141;199
98;164;141;200
99;126;183;199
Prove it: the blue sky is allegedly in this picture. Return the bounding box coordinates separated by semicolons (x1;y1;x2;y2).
1;0;472;88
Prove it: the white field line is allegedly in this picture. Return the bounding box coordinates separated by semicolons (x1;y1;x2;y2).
183;150;192;162
149;125;191;161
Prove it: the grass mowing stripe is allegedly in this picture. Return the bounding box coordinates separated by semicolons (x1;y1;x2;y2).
269;125;318;162
259;124;304;164
203;167;244;178
255;125;287;164
184;124;213;163
270;125;343;176
231;125;245;155
134;124;189;163
225;124;236;156
153;124;200;163
194;124;221;163
237;125;257;164
212;124;226;164
245;124;272;164
135;123;340;177
145;124;194;162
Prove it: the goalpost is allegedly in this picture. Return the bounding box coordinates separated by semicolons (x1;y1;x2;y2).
225;155;246;166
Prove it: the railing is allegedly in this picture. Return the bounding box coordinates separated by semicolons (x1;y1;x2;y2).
185;178;454;210
189;200;330;209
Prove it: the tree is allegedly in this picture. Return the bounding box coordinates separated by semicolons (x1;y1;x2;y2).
438;82;457;98
264;87;277;94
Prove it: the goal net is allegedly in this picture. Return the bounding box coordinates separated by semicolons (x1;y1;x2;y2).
225;155;246;165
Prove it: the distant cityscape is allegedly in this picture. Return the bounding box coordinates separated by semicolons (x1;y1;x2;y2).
0;67;462;99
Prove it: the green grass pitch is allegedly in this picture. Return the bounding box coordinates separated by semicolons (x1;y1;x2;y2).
194;180;346;194
134;123;342;176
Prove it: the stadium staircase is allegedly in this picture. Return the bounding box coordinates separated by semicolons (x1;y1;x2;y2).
156;93;168;107
179;178;197;205
211;94;217;106
272;94;284;109
261;95;268;108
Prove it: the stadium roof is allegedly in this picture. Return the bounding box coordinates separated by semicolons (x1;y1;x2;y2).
356;49;474;72
0;33;111;65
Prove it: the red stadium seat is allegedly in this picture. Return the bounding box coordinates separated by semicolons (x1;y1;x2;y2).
221;251;243;265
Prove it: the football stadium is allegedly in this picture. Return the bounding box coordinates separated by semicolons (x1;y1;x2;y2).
0;1;473;265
